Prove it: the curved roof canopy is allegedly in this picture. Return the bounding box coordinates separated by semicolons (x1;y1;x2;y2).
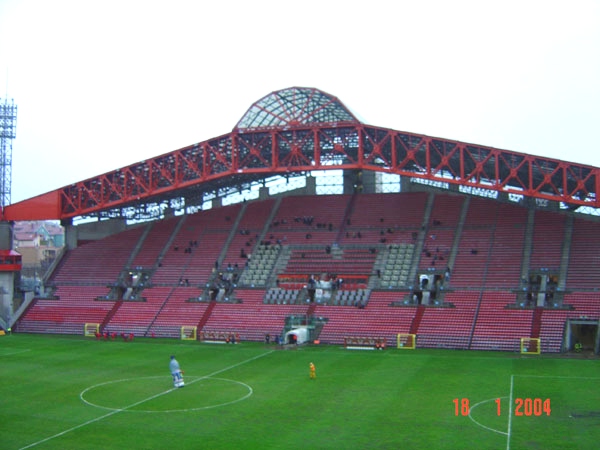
235;87;360;130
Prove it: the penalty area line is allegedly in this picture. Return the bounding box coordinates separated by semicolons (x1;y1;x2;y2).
19;349;275;450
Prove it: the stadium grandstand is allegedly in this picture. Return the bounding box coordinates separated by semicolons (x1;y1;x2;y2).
1;86;599;354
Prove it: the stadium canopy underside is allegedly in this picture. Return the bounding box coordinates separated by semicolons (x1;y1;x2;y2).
3;86;600;222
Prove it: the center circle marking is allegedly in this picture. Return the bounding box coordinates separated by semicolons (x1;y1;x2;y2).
80;376;253;413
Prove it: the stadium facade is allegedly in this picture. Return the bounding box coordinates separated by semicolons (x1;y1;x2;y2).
1;87;599;354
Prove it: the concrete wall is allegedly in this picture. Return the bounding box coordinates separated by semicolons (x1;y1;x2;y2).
0;272;15;326
0;221;13;249
64;218;129;249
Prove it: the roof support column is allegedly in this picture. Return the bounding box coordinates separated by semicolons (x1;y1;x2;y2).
305;175;316;195
61;218;77;250
0;221;13;249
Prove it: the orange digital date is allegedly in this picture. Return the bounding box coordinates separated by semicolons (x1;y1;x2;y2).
453;398;551;416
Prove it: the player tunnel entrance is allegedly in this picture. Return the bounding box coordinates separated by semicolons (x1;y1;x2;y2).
563;319;600;354
285;327;309;345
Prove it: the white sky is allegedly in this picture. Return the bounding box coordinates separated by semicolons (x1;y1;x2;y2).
0;0;599;204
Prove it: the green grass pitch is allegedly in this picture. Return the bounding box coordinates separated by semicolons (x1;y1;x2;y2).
1;334;598;449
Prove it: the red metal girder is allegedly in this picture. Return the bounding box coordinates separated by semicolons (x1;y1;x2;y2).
529;158;564;198
428;139;461;180
313;128;321;167
150;155;176;189
277;129;314;168
497;151;529;191
316;127;359;167
178;144;204;182
6;121;600;221
204;136;233;177
393;132;426;173
271;132;279;168
230;133;238;172
236;131;274;170
361;127;393;168
462;145;495;183
51;127;600;217
564;164;594;200
104;171;124;202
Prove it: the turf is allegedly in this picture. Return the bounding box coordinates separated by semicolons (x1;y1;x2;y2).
0;334;598;449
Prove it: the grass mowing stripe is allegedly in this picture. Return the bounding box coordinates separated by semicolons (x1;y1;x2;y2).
2;335;598;450
19;388;177;450
0;349;31;357
18;349;274;449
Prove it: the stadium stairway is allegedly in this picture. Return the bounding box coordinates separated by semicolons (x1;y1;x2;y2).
196;300;217;330
334;191;358;244
215;201;248;266
409;305;425;334
531;306;543;338
101;300;123;332
558;215;573;291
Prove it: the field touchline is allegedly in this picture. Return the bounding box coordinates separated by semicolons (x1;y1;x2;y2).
19;350;275;449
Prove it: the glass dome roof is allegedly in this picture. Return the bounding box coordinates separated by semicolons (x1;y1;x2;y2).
235;87;360;130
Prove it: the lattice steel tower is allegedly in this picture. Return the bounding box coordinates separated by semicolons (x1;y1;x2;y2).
0;98;17;208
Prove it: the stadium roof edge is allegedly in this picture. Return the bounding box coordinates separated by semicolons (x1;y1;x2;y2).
3;87;600;221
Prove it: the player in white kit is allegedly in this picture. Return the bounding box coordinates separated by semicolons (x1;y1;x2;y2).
169;355;185;388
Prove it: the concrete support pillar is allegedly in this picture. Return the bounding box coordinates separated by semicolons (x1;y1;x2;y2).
343;169;363;194
0;272;15;326
258;186;270;200
64;224;78;250
0;222;15;326
400;175;412;192
0;221;13;249
212;197;223;208
361;170;376;194
305;175;316;195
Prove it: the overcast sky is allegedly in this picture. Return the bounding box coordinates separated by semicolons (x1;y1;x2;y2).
0;0;599;203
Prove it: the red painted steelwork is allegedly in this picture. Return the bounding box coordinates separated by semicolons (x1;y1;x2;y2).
3;85;599;221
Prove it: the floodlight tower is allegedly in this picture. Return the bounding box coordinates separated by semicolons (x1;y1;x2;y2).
0;97;17;208
0;98;18;332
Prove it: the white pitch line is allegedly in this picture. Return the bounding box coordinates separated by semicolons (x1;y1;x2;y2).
502;373;600;450
19;350;274;450
467;397;508;436
512;374;600;380
506;374;514;450
81;376;254;413
19;388;176;450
